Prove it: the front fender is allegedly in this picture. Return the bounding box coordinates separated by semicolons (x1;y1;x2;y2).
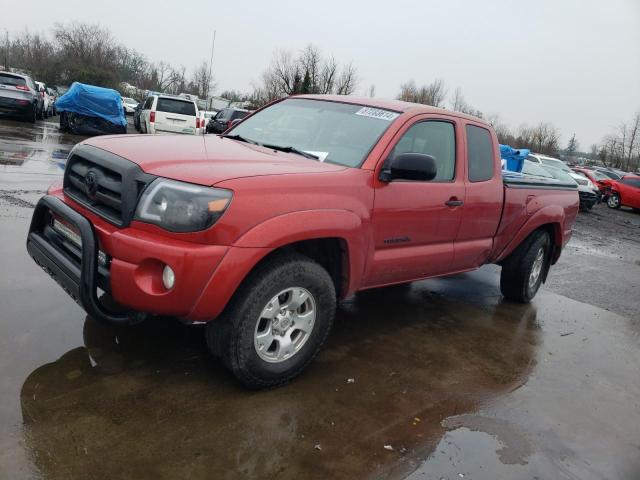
234;209;368;293
187;210;368;321
493;205;565;264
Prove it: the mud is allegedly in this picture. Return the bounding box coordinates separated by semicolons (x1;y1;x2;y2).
1;118;639;479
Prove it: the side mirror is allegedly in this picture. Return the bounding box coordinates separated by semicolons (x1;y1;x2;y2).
380;153;437;182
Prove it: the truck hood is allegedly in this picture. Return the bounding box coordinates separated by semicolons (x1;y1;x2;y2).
84;134;346;185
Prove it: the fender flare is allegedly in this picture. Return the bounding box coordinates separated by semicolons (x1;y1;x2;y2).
234;209;368;293
494;205;564;263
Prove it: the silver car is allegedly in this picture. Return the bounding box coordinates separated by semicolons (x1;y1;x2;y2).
0;71;44;122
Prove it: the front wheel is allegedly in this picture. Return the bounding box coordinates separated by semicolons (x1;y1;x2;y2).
206;253;336;389
500;230;550;303
607;193;621;209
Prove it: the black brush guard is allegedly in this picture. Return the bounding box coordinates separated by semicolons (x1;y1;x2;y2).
26;195;134;324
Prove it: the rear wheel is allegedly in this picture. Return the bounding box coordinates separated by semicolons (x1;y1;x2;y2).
500;230;550;303
607;193;621;209
206;252;336;389
25;105;37;123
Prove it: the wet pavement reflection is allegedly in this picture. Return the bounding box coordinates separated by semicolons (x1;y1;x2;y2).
0;117;83;191
18;283;541;479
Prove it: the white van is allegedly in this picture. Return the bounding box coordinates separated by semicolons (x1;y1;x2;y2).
140;95;201;135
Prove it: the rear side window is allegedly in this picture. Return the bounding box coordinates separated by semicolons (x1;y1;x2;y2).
156;98;196;116
143;97;154;109
231;111;248;121
466;125;494;182
217;109;231;120
0;74;26;87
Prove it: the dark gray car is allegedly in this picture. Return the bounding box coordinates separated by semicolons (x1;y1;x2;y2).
206;107;250;134
0;71;44;122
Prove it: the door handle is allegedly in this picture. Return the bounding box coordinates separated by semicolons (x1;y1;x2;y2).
445;198;464;207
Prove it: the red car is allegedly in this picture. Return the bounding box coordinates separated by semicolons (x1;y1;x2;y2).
572;167;615;196
26;95;579;387
607;175;640;211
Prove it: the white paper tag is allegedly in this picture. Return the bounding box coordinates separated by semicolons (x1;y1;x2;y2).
304;151;329;162
355;107;400;121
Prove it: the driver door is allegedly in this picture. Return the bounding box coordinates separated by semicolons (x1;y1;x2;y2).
365;116;465;287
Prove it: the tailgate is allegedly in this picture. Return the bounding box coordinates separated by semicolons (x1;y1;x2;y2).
154;111;196;134
0;85;30;101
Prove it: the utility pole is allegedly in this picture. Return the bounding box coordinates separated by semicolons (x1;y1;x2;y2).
206;30;216;108
4;29;8;70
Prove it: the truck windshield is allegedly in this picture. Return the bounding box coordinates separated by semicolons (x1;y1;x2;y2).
228;98;399;167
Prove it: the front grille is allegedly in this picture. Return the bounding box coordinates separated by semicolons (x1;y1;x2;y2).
63;144;155;227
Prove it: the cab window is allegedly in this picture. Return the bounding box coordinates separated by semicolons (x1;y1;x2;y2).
389;121;456;181
466;125;494;182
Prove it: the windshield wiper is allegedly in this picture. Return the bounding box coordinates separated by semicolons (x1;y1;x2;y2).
221;134;261;146
262;144;319;160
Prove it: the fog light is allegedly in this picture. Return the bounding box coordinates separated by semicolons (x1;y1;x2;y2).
162;265;175;290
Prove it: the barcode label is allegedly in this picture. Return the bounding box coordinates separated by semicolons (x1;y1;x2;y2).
355;107;400;121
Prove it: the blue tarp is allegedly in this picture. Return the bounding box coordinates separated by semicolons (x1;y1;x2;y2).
499;144;529;173
55;82;126;127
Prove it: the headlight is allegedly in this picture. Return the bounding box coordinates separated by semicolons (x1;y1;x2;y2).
134;179;232;232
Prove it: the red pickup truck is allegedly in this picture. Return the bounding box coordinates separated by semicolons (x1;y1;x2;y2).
27;95;579;387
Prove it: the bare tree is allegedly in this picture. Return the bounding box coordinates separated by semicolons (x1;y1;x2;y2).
367;84;376;97
486;113;516;145
530;122;560;155
625;112;639;171
594;111;640;170
397;79;447;107
188;60;216;98
251;44;358;107
565;133;579;158
451;87;466;112
449;86;483;118
335;62;357;95
53;22;119;86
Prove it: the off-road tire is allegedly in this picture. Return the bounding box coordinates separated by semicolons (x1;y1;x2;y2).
500;230;550;303
206;252;336;389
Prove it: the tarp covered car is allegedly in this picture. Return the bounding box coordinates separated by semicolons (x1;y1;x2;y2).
56;82;127;135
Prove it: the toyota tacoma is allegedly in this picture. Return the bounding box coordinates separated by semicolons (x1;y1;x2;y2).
27;95;579;388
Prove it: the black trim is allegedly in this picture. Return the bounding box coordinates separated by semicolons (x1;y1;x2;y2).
27;195;134;324
503;174;578;191
63;144;155;227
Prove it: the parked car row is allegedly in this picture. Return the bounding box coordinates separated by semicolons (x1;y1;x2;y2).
131;93;252;136
520;153;640;213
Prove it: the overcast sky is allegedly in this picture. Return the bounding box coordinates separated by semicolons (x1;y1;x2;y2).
3;0;639;148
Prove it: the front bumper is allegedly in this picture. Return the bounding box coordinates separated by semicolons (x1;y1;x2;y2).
27;195;230;324
578;191;597;210
27;195;131;324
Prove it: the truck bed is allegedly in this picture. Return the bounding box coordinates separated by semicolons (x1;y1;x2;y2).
491;172;579;263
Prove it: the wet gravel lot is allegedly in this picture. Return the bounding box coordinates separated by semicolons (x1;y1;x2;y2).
1;117;639;479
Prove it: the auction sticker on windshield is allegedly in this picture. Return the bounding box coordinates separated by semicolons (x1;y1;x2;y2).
355;107;400;121
304;151;329;162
